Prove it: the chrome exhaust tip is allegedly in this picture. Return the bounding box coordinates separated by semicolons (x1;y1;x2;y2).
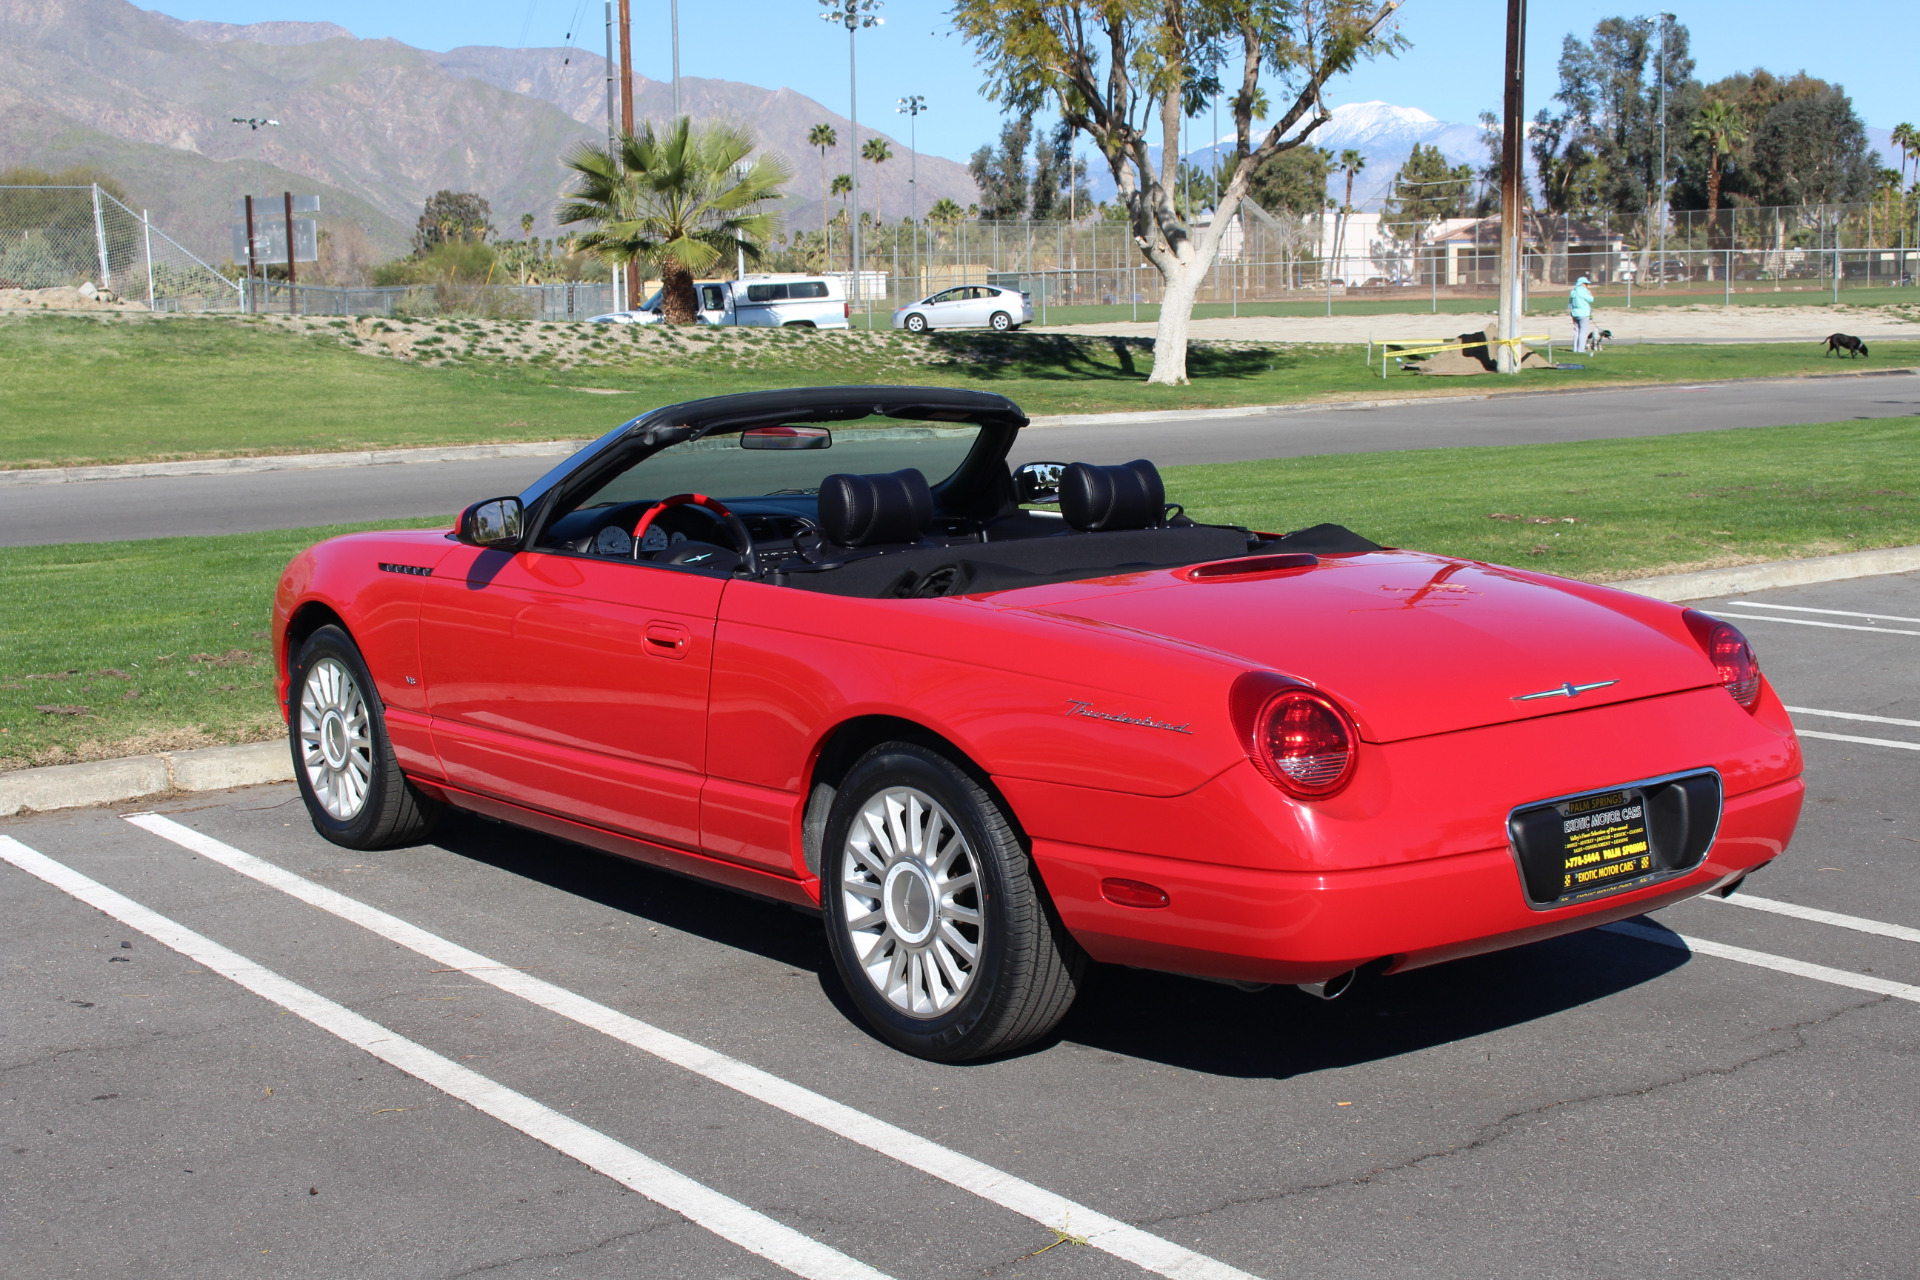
1296;969;1356;1001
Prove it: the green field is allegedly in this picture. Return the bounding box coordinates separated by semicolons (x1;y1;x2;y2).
3;313;1918;469
5;415;1917;770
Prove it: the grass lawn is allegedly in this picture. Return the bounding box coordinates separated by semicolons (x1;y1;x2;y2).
5;415;1918;769
4;313;1919;469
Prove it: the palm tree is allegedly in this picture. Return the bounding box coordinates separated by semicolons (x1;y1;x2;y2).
830;173;852;222
861;136;892;221
1690;100;1748;223
1333;149;1366;268
558;117;791;324
808;123;838;237
1893;123;1918;192
928;197;963;224
519;212;535;239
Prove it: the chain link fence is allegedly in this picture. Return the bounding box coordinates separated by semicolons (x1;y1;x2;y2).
0;185;242;311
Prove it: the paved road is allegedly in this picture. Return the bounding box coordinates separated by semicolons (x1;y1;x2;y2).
5;571;1918;1278
4;374;1916;547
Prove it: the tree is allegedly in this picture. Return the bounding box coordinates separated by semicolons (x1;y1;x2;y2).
928;197;964;224
1246;145;1332;217
1381;143;1472;234
830;172;853;224
968;115;1033;220
1688;99;1747;221
861;136;892;220
558;117;790;323
1748;87;1873;207
413;190;493;255
1887;122;1916;191
808;123;839;236
951;0;1399;385
1332;147;1366;263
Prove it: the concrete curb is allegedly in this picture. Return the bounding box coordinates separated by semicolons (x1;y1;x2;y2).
0;741;293;817
1611;543;1920;602
0;440;590;488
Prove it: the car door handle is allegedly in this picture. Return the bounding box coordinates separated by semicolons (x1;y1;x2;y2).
643;621;690;659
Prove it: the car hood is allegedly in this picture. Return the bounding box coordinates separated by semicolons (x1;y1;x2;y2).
1002;551;1718;744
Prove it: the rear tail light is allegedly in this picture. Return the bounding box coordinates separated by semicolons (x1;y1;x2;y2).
1682;609;1762;710
843;302;850;318
1229;672;1358;799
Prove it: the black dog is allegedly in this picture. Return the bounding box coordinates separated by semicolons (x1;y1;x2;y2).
1824;333;1869;358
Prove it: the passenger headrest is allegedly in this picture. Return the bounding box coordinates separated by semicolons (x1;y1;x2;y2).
818;468;935;547
1059;459;1165;532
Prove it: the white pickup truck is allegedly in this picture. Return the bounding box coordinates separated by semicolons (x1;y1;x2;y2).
592;274;852;329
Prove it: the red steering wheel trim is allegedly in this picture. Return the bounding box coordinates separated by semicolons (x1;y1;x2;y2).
632;492;733;547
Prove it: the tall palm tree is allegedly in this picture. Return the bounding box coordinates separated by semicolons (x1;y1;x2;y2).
808;123;838;237
1690;100;1748;222
1333;149;1366;267
1893;123;1918;192
558;117;791;323
861;136;892;221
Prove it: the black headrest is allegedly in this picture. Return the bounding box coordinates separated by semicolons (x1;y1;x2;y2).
818;469;934;547
1059;459;1165;532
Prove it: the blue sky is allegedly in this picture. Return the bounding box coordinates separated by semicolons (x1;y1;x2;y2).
149;0;1914;162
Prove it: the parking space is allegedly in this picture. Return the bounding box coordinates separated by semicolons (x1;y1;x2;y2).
5;573;1918;1279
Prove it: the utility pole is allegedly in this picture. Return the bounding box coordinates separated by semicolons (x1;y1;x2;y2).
1495;0;1526;374
671;0;681;116
1657;13;1673;288
618;0;637;308
821;1;883;302
605;0;621;308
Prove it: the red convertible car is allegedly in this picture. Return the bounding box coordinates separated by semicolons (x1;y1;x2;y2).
274;386;1802;1060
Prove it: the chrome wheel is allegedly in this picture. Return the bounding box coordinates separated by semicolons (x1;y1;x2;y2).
298;657;373;821
839;786;983;1019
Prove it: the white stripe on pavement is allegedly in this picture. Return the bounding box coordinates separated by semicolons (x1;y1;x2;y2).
0;834;894;1280
1785;706;1920;730
1711;893;1920;945
125;813;1267;1280
1708;612;1920;637
1727;602;1920;626
1602;919;1920;1004
1796;729;1920;752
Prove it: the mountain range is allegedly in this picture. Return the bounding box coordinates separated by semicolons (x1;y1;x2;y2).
0;0;980;265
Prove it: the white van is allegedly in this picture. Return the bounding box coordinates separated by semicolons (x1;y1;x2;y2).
594;275;851;329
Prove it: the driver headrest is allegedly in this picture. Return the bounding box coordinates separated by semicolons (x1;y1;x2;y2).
1059;459;1165;532
818;468;934;547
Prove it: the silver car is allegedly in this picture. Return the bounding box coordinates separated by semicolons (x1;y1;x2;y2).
891;285;1033;334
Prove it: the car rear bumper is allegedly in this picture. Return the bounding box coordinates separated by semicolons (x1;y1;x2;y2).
1028;774;1801;986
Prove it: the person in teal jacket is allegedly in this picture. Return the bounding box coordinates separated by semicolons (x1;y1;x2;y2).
1569;276;1595;354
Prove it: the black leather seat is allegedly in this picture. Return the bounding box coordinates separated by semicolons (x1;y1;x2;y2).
1058;459;1165;532
817;468;935;548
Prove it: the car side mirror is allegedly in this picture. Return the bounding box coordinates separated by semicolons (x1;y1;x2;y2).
1013;461;1066;505
457;496;524;548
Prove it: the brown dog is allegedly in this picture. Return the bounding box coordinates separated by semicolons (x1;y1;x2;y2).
1824;333;1869;358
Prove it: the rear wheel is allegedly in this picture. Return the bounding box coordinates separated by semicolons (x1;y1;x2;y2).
782;320;817;329
903;312;928;334
291;625;440;850
988;311;1013;332
821;742;1084;1061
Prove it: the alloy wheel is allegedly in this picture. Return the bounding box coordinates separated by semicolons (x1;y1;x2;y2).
299;656;373;821
838;786;984;1018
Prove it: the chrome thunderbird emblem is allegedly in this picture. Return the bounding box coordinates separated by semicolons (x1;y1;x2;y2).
1065;699;1193;734
1512;680;1618;702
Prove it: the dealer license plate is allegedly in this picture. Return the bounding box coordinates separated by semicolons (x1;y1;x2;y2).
1554;790;1654;897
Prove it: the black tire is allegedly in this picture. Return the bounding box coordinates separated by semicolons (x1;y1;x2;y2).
820;742;1084;1061
988;311;1013;332
903;313;928;334
290;625;441;850
782;320;817;329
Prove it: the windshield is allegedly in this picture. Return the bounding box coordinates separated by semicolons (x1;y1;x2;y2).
573;419;984;507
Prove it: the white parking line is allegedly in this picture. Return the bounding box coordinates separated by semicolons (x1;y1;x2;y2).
1710;892;1920;945
1786;706;1920;730
1708;612;1920;637
1727;602;1920;625
1796;730;1920;752
0;835;894;1280
125;813;1268;1280
1602;919;1920;1003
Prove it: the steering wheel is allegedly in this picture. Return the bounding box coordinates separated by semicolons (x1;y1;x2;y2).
631;493;758;577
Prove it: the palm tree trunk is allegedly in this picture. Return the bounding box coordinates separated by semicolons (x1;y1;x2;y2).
660;259;698;324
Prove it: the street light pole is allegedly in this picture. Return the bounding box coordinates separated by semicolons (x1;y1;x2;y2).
898;94;925;289
1658;12;1673;288
230;116;280;311
671;0;681;116
821;1;883;309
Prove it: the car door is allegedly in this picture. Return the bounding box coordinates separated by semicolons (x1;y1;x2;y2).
921;287;965;327
418;548;721;852
698;283;732;325
963;287;1001;327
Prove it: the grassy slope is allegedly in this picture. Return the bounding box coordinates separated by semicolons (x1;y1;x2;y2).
6;416;1918;769
4;312;1919;468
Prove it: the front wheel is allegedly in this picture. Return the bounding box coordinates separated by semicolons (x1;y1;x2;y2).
988;311;1013;332
291;625;440;850
903;312;928;334
821;742;1084;1061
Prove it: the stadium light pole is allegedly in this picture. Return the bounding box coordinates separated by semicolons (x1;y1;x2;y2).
671;0;681;116
1657;12;1673;288
820;0;882;309
230;116;280;307
898;95;926;291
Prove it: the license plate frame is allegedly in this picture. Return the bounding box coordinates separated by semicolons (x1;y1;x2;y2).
1507;770;1723;908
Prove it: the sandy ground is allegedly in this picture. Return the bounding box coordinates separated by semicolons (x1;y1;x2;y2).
1035;302;1920;345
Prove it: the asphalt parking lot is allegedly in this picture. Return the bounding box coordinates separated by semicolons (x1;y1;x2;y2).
5;571;1917;1279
